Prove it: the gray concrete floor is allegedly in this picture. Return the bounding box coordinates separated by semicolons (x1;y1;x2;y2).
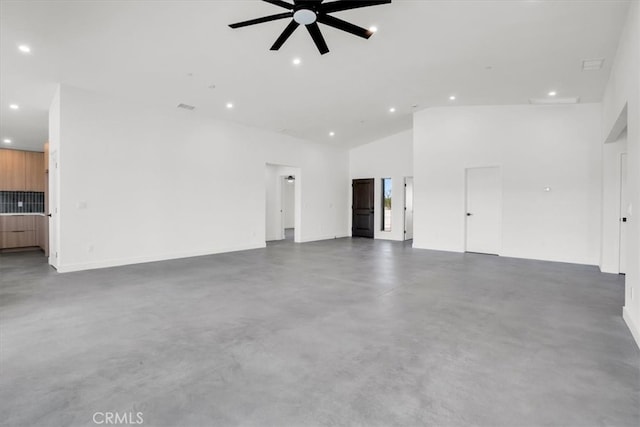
1;238;639;427
285;228;294;241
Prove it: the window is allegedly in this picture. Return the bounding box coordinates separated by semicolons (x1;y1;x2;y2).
382;178;392;231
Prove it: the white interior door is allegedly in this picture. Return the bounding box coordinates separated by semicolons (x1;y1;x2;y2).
619;153;628;274
49;150;58;268
466;167;501;255
404;177;414;240
280;177;286;240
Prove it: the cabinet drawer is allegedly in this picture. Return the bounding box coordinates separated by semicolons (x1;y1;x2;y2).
0;216;36;232
1;230;37;248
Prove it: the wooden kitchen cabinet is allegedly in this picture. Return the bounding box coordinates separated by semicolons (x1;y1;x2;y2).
0;149;27;191
35;215;48;254
0;215;38;249
2;230;37;249
44;142;49;173
0;215;35;231
0;149;44;191
25;151;45;191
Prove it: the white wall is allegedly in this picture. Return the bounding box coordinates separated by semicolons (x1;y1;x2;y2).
349;130;413;241
602;1;640;347
600;131;627;273
413;104;602;265
54;85;348;272
284;179;295;229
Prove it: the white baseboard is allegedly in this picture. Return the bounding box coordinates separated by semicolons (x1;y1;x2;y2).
298;234;349;243
57;233;354;273
623;306;640;349
56;243;266;273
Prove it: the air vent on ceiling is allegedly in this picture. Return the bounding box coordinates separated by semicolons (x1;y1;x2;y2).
177;103;195;111
529;97;580;105
582;58;605;71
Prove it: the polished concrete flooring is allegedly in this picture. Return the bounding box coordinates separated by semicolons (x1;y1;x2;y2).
1;238;639;427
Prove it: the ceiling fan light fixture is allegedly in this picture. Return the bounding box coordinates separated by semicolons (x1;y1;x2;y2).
293;9;317;25
229;0;391;55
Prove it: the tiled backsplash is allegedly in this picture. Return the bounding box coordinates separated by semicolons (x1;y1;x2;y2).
0;191;45;214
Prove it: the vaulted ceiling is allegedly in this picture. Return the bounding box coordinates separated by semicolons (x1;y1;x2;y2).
0;0;631;151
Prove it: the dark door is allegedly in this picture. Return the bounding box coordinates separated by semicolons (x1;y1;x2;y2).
352;178;375;238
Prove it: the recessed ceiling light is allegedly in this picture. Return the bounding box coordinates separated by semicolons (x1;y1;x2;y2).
18;45;31;53
369;26;378;33
9;104;19;110
548;91;557;96
389;107;396;113
449;95;456;101
292;58;301;65
329;131;335;137
226;103;234;109
3;139;11;144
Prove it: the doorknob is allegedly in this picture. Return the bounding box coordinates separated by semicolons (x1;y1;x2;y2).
621;217;628;222
466;213;472;216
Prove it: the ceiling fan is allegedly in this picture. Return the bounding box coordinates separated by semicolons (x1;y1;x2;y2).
229;0;391;55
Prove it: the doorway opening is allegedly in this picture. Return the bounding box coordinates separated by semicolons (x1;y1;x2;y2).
283;175;296;241
619;151;628;274
404;177;414;240
465;166;501;255
602;104;628;274
352;178;374;238
265;164;301;243
49;149;58;268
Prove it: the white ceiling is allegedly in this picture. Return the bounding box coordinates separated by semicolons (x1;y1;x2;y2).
0;0;631;152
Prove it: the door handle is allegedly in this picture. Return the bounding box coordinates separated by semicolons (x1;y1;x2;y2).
466;213;472;216
621;217;627;222
47;214;52;217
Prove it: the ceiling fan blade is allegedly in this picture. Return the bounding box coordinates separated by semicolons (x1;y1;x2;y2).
320;0;391;14
270;20;300;50
229;12;292;29
317;14;372;39
262;0;294;10
306;22;329;55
